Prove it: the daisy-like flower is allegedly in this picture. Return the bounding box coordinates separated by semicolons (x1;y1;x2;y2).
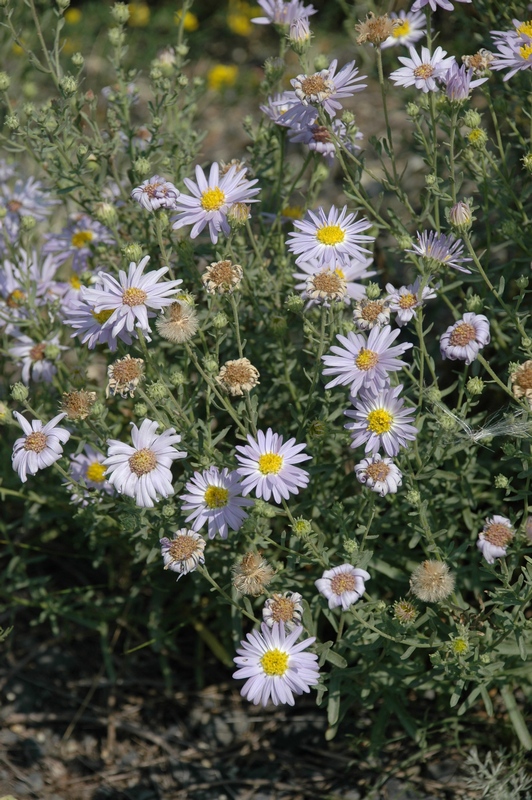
81;256;182;341
104;418;187;508
411;0;471;11
287;118;363;166
381;10;426;50
477;515;514;564
407;230;472;273
282;60;366;126
202;259;243;294
43;214;114;273
354;453;403;496
12;411;70;483
293;255;375;308
235;428;311;504
155;301;198;344
443;63;488;102
216;358;260;397
352;294;391;330
490;25;532;81
171;162;260;244
287;205;374;269
322;325;412;397
510;360;532;408
0;176;58;242
251;0;317;27
68;445;114;505
106;355;145;398
315;564;370;610
263;592;304;631
410;560;455;603
9;333;66;384
385;276;437;327
180;466;253;539
233;551;275;596
65;291;133;351
356;12;398;46
462;49;495;75
390;46;456;93
233;621;319;707
260;91;300;125
131;175;180;211
160;529;206;579
345;384;418;456
440;313;490;365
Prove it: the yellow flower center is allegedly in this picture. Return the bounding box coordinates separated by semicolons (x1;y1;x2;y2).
258;452;283;475
92;308;114;324
24;431;47;452
69;274;82;289
517;20;532;37
468;128;485;144
330;573;356;595
204;485;229;509
122;287;148;306
399;292;416;309
449;322;475;346
71;230;94;248
484;522;513;547
519;43;532;60
6;288;26;307
86;462;107;483
367;408;393;435
201;186;226;212
168;534;201;562
393;19;410;37
260;648;289;676
413;64;434;80
334;267;345;280
316;224;345;246
452;638;469;655
355;348;378;371
128;448;157;476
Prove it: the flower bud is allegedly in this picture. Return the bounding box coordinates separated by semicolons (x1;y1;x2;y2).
465;293;483;312
405;489;421;506
134;402;148;417
0;72;10;91
44;343;61;360
467;128;488;149
169;368;186;387
161;504;175;518
449;201;473;232
466;376;484;395
94;202;118;226
108;28;126;47
406;102;420;118
146;381;168;401
264;56;285;83
494;474;510;489
20;215;36;231
111;2;130;23
252;499;277;518
0;401;9;422
60;76;78;96
203;355;219;374
365;282;381;300
133;157;151;177
122;243;143;262
313;54;329;71
212;312;229;329
291;517;312;537
516;275;529;290
6;114;19;130
285;293;304;313
462;109;482;128
11;382;29;401
269;313;287;337
71;52;84;67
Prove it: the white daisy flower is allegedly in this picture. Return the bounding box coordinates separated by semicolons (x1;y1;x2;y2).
233;621;320;707
171;162;260;244
81;256;182;341
385;276;438;327
439;313;490;365
12;411;70;483
131;175;180;211
293;255;375;309
390;46;456;93
354;453;402;496
160;529;206;579
287;205;374;268
315;564;370;610
477;515;514;564
180;466;253;539
262;592;304;631
68;445;114;506
345;384;418;457
104;419;187;508
235;428;311;504
8;333;66;384
381;10;427;50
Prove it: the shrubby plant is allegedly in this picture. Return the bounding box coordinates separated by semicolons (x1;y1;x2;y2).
1;0;531;753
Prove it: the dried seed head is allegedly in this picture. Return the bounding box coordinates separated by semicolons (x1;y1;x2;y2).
356;12;398;45
216;358;260;396
232;551;274;596
202;259;243;294
510;360;532;408
393;599;419;626
155;301;198;343
61;390;97;420
410;560;455;603
106;355;145;398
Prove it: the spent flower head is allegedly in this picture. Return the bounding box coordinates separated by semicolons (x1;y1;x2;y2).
160;529;206;579
477;515;514;564
410;560;455;603
315;564;370;610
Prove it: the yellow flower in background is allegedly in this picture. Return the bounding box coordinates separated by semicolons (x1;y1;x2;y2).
174;9;199;32
227;1;254;36
207;64;238;91
12;42;24;56
281;205;304;220
63;38;82;55
128;2;150;27
65;8;82;25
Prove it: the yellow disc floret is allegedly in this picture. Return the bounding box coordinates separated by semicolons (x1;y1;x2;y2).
258;452;283;475
92;308;114;324
260;648;289;676
71;230;94;248
86;462;107;483
366;408;393;434
204;485;229;508
393;19;410;38
355;348;379;371
316;224;345;246
519;43;532;60
201;186;226;211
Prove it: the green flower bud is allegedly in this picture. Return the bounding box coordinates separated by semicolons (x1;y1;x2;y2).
203;355;218;374
6;114;19;130
178;74;189;87
264;56;285;82
522;153;532;173
285;293;304;313
405;488;421;506
133;157;151;177
111;2;130;23
393;599;418;626
314;54;329;71
341;110;355;125
56;0;70;9
161;504;175;518
365;282;381;300
307;419;327;439
71;52;84;67
252;498;277;518
146;381;168;401
150;67;163;81
0;401;9;422
176;44;189;57
134;402;148;417
60;76;78;96
343;538;359;556
501;442;516;457
11;382;29;401
108;27;126;46
425;173;438;187
466;376;484;396
20;215;36;231
396;233;413;249
122;243;143;262
494;474;510;489
23;103;35;117
465;294;483;312
269;313;287;337
169;369;186;387
120;514;138;532
406;102;420;118
212;312;229;329
515;275;529;290
22;82;38;99
44;343;61;360
292;517;312;537
467;128;488;149
43;114;58;132
0;72;10;91
425;386;442;403
94;202;118;226
462;109;482;128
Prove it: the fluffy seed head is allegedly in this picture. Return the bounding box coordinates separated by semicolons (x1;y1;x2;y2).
61;390;97;420
410;560;455;603
106;355;145;398
216;358;260;396
202;259;243;294
232;551;274;596
155;301;199;343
